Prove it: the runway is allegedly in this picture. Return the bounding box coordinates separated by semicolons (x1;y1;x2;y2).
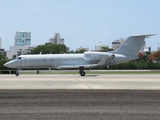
0;90;160;120
0;74;160;119
0;74;160;89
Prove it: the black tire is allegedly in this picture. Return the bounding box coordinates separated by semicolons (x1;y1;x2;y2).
15;73;19;76
80;72;86;76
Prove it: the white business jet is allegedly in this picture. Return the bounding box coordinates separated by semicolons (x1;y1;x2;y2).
4;34;155;76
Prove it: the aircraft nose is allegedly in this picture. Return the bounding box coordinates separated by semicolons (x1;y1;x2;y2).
4;62;14;68
4;62;10;68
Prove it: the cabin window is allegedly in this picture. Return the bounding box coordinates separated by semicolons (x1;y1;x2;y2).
50;59;53;62
58;58;61;62
43;59;46;62
71;58;75;61
64;58;67;61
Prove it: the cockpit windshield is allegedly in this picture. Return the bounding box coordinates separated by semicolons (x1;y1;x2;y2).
17;57;21;60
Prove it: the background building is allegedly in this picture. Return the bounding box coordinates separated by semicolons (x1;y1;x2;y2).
0;38;6;56
49;33;64;44
5;29;34;58
95;42;109;51
15;30;31;46
143;46;151;52
112;39;125;50
6;46;36;59
0;49;6;56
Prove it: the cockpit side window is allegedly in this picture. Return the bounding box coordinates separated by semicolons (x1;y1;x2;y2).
17;57;21;60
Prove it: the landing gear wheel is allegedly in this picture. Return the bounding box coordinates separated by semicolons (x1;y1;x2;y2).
15;73;19;76
79;67;86;76
80;72;86;76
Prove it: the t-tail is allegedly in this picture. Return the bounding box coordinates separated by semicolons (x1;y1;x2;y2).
110;34;156;56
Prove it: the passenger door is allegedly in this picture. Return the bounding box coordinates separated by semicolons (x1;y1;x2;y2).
22;57;29;66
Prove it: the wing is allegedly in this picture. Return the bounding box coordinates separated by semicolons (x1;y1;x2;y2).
56;54;115;69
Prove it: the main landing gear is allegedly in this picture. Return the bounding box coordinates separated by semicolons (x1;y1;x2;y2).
79;67;86;76
15;69;19;76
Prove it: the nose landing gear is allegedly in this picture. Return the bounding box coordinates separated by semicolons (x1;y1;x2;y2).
15;69;19;76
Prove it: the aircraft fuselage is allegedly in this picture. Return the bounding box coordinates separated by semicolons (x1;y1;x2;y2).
4;52;137;69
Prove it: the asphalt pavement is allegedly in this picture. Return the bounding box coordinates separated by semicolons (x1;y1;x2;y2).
0;90;160;120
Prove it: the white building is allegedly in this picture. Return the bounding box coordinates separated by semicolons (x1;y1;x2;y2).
15;30;31;46
95;42;109;51
143;46;151;52
49;33;64;44
112;39;125;50
6;46;36;59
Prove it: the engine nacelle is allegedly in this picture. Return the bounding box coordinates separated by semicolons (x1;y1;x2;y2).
84;52;114;61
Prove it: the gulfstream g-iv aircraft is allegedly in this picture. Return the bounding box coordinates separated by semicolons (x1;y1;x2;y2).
4;34;155;76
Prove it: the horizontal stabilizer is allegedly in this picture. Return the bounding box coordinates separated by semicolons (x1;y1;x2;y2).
130;34;156;38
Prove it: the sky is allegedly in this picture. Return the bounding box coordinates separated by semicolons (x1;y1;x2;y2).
0;0;160;51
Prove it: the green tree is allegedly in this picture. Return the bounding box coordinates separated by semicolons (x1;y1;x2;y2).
12;55;17;59
29;43;69;54
75;49;87;53
0;54;9;70
99;47;114;52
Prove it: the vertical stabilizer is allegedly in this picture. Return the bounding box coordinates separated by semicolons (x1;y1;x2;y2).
111;34;155;56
